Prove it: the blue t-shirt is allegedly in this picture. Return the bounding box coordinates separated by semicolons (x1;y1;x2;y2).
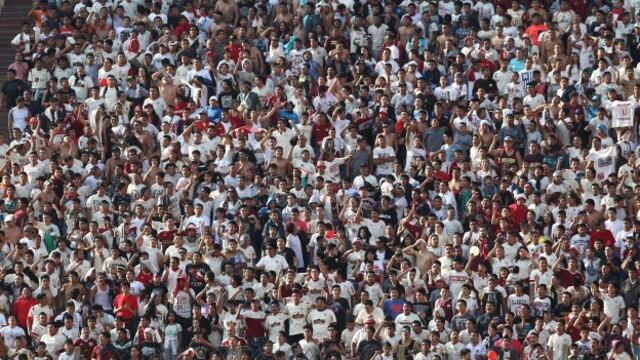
204;105;222;123
383;299;405;320
508;58;525;73
278;110;299;124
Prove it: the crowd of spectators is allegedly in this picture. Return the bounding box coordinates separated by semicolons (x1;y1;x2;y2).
4;0;640;359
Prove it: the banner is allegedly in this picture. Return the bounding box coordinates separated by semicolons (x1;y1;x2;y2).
612;101;634;128
588;146;617;181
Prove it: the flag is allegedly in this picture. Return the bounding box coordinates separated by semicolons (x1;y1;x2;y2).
588;147;617;181
611;100;634;128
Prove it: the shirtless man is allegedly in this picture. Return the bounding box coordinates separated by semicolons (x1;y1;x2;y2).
104;148;124;185
269;147;293;178
402;238;434;275
398;16;416;46
525;0;548;22
274;3;293;24
236;151;255;179
2;215;21;246
132;121;154;156
242;40;264;74
214;0;239;25
210;17;232;39
60;271;87;304
539;29;564;61
436;24;456;54
585;199;603;228
159;74;178;106
233;20;255;41
381;124;397;153
29;182;58;215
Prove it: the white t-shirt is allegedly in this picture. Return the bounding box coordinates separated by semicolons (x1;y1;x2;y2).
266;313;287;342
446;271;469;299
602;293;626;324
547;332;572;360
40;333;65;357
0;325;24;349
363;218;386;244
395;312;420;332
307;308;336;340
28;68;50;90
85;194;110;213
9;107;29;132
530;268;553;287
319;157;347;183
304;278;326;303
256;254;289;275
373;146;396;176
285;302;309;336
507;294;531;314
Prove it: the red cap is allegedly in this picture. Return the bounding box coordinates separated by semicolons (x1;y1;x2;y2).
206;50;215;58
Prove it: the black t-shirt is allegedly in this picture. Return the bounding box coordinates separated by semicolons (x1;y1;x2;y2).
522;153;544;168
358;340;381;360
145;282;168;300
190;316;211;335
379;207;398;226
2;79;27;108
277;247;297;268
473;78;498;95
176;48;198;60
218;90;237;110
553;303;572;318
59;87;76;103
481;289;504;314
413;301;432;326
26;100;44;117
189;340;213;360
139;342;161;360
185;262;211;294
328;297;350;333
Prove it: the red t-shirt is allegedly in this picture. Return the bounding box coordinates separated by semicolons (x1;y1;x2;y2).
91;345;115;360
136;270;153;286
555;268;585;288
158;229;178;249
525;24;546;46
590;229;615;247
311;122;331;148
243;310;266;337
508;204;527;225
113;293;138;320
13;296;37;329
74;338;97;359
224;43;243;62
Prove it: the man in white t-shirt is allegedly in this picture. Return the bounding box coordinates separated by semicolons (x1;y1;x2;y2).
602;283;626;324
40;322;66;357
373;137;396;176
547;321;572;360
307;297;336;340
0;316;25;352
183;203;210;235
284;290;309;342
256;246;289;275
